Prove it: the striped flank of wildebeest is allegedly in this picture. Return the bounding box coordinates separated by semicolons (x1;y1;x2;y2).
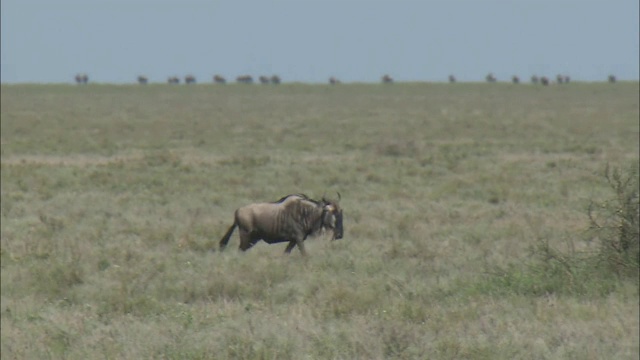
137;75;148;85
381;74;393;83
219;193;344;256
75;73;88;84
213;75;226;84
185;75;196;84
236;75;253;84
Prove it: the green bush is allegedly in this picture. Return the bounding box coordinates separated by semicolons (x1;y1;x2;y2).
483;164;639;296
588;164;639;278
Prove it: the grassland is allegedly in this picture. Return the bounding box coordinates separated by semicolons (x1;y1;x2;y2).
1;82;639;359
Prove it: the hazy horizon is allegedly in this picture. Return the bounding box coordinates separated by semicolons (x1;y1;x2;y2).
2;0;639;84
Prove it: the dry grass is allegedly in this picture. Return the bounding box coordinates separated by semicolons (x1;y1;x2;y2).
1;82;639;359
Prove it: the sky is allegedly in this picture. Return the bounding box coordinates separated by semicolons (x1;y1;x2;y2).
1;0;638;84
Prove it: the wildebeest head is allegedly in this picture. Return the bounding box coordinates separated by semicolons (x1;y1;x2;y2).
321;192;343;240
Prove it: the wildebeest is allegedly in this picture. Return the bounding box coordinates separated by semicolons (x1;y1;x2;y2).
237;75;253;84
531;75;539;84
270;75;281;84
512;75;520;84
448;75;456;83
259;76;270;84
168;76;180;84
485;73;497;83
608;75;616;83
185;75;196;84
219;193;344;256
75;73;88;84
213;75;226;84
556;74;564;84
563;75;570;83
540;76;550;86
381;74;393;84
137;75;148;85
329;77;341;85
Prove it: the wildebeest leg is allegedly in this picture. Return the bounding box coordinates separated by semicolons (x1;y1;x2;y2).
296;238;307;256
240;240;258;251
239;230;258;251
284;240;296;254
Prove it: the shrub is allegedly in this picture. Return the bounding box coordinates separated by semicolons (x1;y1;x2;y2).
587;164;639;278
483;164;639;296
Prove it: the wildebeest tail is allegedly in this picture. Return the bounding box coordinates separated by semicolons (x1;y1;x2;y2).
219;221;237;250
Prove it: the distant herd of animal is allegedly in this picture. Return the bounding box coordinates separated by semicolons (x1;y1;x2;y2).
73;73;621;85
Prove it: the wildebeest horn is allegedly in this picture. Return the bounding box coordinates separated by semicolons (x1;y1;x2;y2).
336;192;341;201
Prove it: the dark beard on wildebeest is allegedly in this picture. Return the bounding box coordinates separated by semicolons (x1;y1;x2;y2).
218;193;343;256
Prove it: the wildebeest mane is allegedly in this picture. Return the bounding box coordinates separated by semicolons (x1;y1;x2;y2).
271;193;314;204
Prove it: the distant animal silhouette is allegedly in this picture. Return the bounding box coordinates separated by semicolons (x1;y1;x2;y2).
75;73;89;84
236;75;253;84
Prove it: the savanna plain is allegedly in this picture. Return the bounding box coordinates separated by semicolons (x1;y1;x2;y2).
1;82;639;359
